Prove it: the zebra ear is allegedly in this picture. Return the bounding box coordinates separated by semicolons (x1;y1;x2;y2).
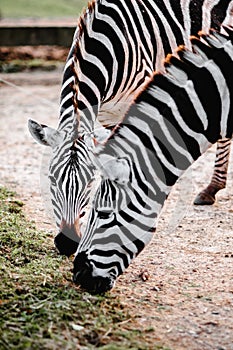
28;119;63;147
95;153;130;185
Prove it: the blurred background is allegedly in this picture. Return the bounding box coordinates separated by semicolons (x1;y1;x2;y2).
0;0;87;18
0;0;87;72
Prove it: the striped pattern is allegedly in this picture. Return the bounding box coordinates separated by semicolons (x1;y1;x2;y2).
194;137;231;204
50;137;94;227
73;28;233;294
47;0;233;255
59;0;233;130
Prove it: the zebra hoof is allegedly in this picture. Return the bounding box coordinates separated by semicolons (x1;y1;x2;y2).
54;232;79;257
193;191;215;205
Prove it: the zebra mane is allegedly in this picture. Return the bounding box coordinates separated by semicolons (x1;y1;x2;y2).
165;27;233;82
75;0;97;46
133;26;233;104
60;1;98;131
58;1;98;130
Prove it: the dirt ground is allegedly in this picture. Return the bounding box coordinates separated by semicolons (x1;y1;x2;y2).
0;70;233;350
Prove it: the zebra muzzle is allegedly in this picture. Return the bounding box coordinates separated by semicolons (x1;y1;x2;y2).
55;219;81;257
73;252;115;294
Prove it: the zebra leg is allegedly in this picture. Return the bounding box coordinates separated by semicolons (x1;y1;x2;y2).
194;138;231;205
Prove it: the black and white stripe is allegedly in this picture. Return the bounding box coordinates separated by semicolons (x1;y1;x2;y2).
28;0;233;257
73;28;233;294
59;0;233;130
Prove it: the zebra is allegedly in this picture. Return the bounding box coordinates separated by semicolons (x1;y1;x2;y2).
28;0;233;257
73;28;233;294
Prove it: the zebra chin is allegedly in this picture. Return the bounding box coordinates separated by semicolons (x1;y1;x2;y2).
73;252;115;294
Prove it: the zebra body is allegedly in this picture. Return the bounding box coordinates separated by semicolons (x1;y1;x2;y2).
28;0;233;257
73;29;233;294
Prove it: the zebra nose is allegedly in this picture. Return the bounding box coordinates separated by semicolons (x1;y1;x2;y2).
73;252;115;294
54;220;81;257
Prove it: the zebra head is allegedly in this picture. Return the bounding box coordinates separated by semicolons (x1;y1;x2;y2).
28;119;95;257
73;141;159;294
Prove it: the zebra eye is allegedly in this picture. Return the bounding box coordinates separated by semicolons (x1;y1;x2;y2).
97;210;112;219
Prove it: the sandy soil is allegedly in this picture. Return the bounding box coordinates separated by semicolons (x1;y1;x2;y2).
0;70;232;350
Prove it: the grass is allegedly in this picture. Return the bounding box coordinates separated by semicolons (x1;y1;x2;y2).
0;186;168;350
0;0;87;18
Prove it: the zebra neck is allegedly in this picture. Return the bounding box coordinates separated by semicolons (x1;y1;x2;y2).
109;86;222;196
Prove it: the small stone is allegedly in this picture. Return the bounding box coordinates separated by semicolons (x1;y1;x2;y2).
71;324;84;331
139;270;150;281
